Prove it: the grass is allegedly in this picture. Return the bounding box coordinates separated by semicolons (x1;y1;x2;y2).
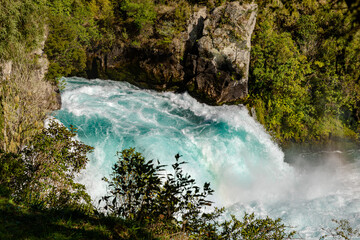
0;56;59;153
0;196;158;240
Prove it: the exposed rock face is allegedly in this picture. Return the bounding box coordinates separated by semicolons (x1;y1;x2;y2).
86;40;185;91
1;28;49;82
86;1;257;105
0;60;12;80
186;7;207;50
0;27;61;111
33;28;51;85
185;2;257;103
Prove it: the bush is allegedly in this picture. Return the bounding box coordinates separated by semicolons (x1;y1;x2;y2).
0;121;93;209
218;213;296;240
0;0;46;60
121;0;157;30
101;149;213;225
102;148;296;239
45;0;100;81
0;151;25;197
101;148;163;221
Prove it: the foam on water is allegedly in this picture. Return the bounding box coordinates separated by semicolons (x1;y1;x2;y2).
55;77;360;239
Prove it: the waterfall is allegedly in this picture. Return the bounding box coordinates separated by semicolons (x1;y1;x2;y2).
55;77;360;239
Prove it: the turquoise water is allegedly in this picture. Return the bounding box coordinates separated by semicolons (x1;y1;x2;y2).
55;77;360;239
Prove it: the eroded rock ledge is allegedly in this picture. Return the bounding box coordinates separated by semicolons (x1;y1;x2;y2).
86;1;257;105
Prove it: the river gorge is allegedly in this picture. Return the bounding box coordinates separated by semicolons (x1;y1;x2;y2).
53;77;360;239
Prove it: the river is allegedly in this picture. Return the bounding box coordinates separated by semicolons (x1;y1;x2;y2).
54;77;360;239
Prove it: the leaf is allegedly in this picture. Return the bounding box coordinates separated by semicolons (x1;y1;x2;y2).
314;60;325;68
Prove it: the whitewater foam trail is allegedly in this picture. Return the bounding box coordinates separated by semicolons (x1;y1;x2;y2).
55;77;360;239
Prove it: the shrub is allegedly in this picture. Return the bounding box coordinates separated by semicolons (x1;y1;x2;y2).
102;148;296;239
102;148;163;220
101;149;213;224
45;0;100;81
0;0;46;60
0;150;25;197
120;0;157;30
0;121;93;209
218;213;296;240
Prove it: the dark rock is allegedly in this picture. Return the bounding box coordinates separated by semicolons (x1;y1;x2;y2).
82;1;257;105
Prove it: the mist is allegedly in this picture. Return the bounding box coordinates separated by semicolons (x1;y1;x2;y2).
57;77;360;239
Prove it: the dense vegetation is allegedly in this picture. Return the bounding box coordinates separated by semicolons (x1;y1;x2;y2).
0;124;298;239
249;0;360;143
0;0;46;60
1;0;360;239
2;0;360;144
0;122;92;208
36;0;360;143
1;138;359;239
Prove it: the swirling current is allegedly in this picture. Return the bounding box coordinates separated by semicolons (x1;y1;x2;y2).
54;77;360;239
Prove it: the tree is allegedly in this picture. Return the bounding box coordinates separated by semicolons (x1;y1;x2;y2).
102;148;296;239
249;0;360;142
0;121;93;209
101;149;213;224
120;0;157;30
101;148;164;220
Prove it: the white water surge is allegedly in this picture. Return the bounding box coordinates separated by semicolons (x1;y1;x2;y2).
55;77;360;239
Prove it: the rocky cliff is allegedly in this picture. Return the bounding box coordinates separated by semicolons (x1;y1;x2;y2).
0;28;61;152
86;1;257;105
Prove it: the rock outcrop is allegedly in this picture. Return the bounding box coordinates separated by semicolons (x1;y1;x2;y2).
0;27;61;111
185;2;257;103
86;1;257;105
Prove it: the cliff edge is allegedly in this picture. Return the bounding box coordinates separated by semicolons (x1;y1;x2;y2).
86;1;257;105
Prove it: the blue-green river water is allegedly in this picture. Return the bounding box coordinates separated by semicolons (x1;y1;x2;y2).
54;77;360;239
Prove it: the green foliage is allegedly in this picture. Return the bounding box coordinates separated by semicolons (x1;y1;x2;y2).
102;148;163;221
0;196;157;240
0;151;25;197
250;16;312;141
174;0;192;32
0;0;46;60
102;148;296;239
0;121;93;209
154;0;191;48
158;153;213;228
89;0;114;26
45;17;88;80
102;149;213;226
249;0;360;143
121;0;157;30
21;121;93;208
218;212;296;240
320;219;360;240
45;0;101;81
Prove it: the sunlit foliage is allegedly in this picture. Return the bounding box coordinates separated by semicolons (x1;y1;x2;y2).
249;0;360;143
